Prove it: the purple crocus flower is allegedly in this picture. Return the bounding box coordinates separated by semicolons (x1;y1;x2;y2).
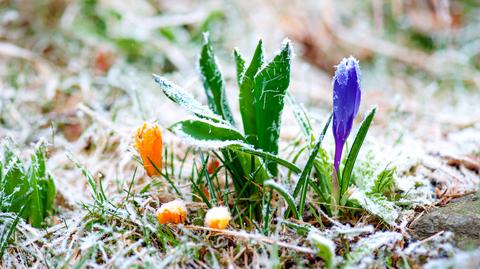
332;56;362;172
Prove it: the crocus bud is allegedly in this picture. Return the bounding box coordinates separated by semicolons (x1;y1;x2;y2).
332;56;362;172
207;158;220;175
135;123;163;177
205;206;231;229
156;200;187;224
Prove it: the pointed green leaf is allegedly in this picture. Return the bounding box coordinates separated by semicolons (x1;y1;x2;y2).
253;40;291;174
153;75;224;123
170;118;247;148
28;167;44;228
233;49;246;86
199;34;235;125
239;40;264;144
341;108;376;197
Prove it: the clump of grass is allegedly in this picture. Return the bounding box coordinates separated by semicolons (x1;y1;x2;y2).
154;34;300;222
0;141;56;228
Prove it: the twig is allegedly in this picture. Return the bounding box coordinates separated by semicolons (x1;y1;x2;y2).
420;231;445;244
184;225;316;254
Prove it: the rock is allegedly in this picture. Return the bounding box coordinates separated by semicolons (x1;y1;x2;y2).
410;194;480;249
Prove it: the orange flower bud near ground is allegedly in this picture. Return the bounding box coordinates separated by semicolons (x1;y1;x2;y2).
207;158;220;175
135;123;163;177
156;200;187;224
205;206;231;229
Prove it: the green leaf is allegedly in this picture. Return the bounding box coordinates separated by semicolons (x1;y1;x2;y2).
233;49;246;85
340;108;376;198
3;156;29;214
308;231;336;269
239;40;264;145
294;115;332;216
28;167;44;228
264;179;299;219
169;118;247;148
199;34;235;125
253;40;291;175
153;75;223;123
350;190;398;225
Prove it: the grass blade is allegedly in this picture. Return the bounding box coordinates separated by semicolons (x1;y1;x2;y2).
293;115;332;217
287;94;314;143
264;179;299;219
230;146;301;174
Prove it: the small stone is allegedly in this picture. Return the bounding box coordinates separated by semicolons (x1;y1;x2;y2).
411;195;480;249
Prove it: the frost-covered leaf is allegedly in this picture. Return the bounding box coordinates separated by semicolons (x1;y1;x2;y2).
350;190;399;225
341;108;376;197
233;49;246;85
153;75;223;123
253;40;291;175
199;34;235;125
170;118;247;149
343;231;403;269
238;39;264;145
308;231;336;269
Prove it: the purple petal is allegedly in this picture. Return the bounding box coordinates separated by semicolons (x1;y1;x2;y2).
332;56;362;171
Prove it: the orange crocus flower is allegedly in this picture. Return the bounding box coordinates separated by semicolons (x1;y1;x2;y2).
156;200;187;224
135;123;163;177
205;206;231;229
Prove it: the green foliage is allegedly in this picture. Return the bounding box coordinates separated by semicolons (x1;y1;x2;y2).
155;36;384;225
199;34;235;125
290;99;379;218
236;40;264;146
0;142;56;228
155;35;295;221
252;41;291;175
